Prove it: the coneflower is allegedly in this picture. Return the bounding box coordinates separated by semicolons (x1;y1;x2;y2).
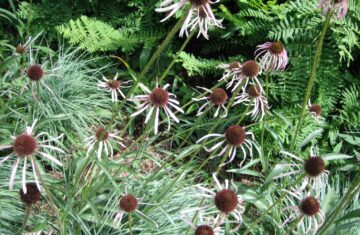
282;190;325;235
19;183;41;205
0;120;64;193
130;83;184;135
275;147;330;194
219;60;262;92
192;87;228;117
196;173;245;227
233;85;269;121
156;0;222;39
97;73;130;102
84;127;126;160
255;41;288;72
318;0;348;19
308;100;323;120
196;125;256;166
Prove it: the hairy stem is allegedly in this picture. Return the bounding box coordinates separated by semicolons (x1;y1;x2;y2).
18;205;31;235
290;12;332;150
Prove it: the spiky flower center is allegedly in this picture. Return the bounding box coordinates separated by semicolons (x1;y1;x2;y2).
108;80;120;89
270;41;284;54
195;225;215;235
299;196;320;216
16;44;26;54
242;60;260;78
229;61;241;71
247;85;262;98
150;88;169;107
210;88;228;105
27;65;44;81
225;125;246;146
13;134;37;157
19;183;41;205
304;157;325;177
95;128;109;141
119;194;138;212
215;189;238;213
309;104;322;116
190;0;209;7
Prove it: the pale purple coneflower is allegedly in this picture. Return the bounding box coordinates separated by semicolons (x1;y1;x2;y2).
196;173;244;229
281;190;325;235
218;60;262;92
255;41;288;72
308;100;323;120
84;127;126;160
196;125;256;166
130;83;184;135
113;190;157;228
318;0;348;19
181;209;221;235
0;120;64;193
155;0;222;39
275;147;329;194
97;73;130;102
233;85;268;121
192;87;228;118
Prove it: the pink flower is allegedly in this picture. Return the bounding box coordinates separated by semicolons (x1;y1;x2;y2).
318;0;348;19
255;41;288;72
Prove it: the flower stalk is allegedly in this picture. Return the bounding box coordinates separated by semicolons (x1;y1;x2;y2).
291;11;332;150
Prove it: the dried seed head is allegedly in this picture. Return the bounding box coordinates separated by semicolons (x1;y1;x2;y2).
215;189;238;213
119;194;138;212
242;60;260;78
229;61;241;71
247;85;262;98
108;80;120;89
269;41;284;54
309;104;322;116
190;0;209;7
225;125;246;146
16;44;26;54
195;225;215;235
150;88;169;107
27;65;44;81
13;134;37;157
19;183;41;205
304;157;325;177
95;128;109;141
210;88;228;105
299;196;320;216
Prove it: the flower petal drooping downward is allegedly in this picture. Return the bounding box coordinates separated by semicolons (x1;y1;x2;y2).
192;87;228;117
156;0;223;39
255;41;288;72
318;0;348;19
0;120;64;193
97;73;130;102
130;83;184;135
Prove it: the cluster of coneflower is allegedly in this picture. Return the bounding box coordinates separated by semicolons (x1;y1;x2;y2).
0;0;349;234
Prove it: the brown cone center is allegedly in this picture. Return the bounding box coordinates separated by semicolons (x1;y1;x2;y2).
242;60;260;78
299;196;320;216
214;189;238;213
210;88;228;105
150;88;169;107
195;225;215;235
120;194;138;212
14;134;37;157
225;125;246;146
95;128;109;141
269;41;284;54
304;156;325;177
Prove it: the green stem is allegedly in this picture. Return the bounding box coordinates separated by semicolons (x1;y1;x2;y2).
129;212;133;235
159;29;195;83
108;7;190;129
33;159;64;235
260;72;270;172
185;198;205;235
290;12;332;150
317;175;360;234
243;174;305;235
18;205;31;235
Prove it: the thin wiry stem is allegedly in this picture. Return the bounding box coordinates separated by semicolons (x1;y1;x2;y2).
290;11;332;150
18;205;31;235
